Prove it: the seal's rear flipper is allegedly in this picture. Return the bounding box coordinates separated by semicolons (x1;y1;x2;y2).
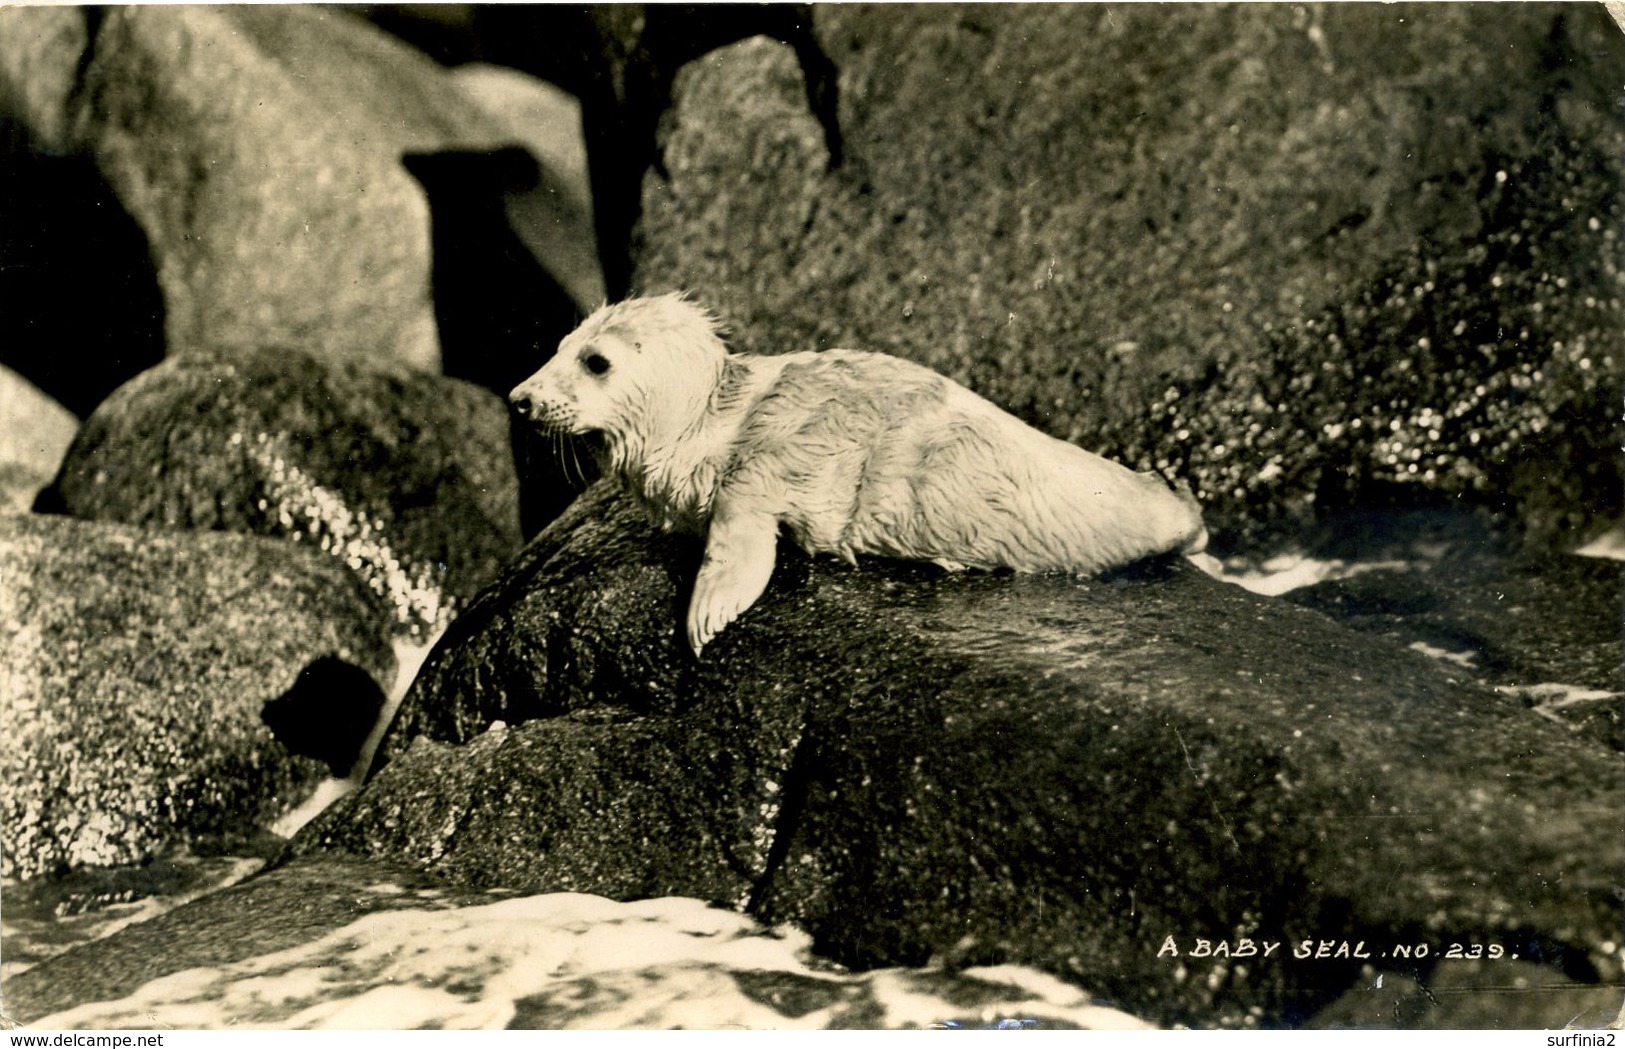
1160;476;1208;555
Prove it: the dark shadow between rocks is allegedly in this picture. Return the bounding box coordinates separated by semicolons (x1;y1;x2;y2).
261;656;390;778
364;4;842;300
509;411;601;541
0;120;165;418
401;148;582;398
403;147;598;537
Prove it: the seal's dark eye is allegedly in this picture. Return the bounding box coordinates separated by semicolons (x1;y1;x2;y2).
582;352;611;376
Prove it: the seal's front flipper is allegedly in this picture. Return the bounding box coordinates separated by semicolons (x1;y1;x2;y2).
687;507;780;656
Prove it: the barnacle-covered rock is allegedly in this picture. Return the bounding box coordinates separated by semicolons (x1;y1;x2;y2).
39;348;525;640
1114;127;1624;550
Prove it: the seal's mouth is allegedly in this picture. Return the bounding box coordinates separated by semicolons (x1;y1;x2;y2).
527;416;608;453
513;400;583;438
525;412;572;435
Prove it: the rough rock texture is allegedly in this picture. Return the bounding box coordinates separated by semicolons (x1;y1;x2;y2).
1288;550;1624;751
292;483;1624;1027
634;4;1624;551
2;854;263;981
0;365;77;513
0;4;572;402
39;348;525;639
0;514;396;881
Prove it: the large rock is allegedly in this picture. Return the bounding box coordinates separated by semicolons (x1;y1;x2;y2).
0;365;77;513
634;4;1624;551
292;483;1623;1027
2;853;266;982
0;514;396;881
1287;548;1624;750
0;5;584;405
39;348;525;639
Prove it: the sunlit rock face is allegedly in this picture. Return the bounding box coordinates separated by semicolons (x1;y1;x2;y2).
40;348;526;641
0;5;516;377
0;5;597;422
292;483;1623;1027
0;365;77;513
633;4;1623;553
0;515;396;881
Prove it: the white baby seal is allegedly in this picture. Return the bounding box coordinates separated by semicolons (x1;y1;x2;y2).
510;293;1207;655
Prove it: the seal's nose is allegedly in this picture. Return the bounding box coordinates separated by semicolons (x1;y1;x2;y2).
509;389;534;418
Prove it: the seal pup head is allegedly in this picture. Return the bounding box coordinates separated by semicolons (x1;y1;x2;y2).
509;293;729;474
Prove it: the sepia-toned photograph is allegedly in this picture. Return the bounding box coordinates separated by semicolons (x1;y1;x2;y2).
1;1;1621;1032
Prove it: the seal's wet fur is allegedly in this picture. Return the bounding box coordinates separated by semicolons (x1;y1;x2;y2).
511;294;1206;654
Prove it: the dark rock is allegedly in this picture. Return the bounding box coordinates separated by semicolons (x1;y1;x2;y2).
40;348;525;639
0;514;396;881
1125;122;1625;551
634;4;1624;552
0;5;578;395
1288;549;1624;750
1310;957;1623;1030
1525;688;1624;755
0;365;77;514
1288;550;1622;691
296;718;766;907
293;483;1622;1027
0;854;260;979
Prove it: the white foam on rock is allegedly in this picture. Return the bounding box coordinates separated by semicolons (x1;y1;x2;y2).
1576;520;1625;560
27;893;1151;1031
1219;552;1412;597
